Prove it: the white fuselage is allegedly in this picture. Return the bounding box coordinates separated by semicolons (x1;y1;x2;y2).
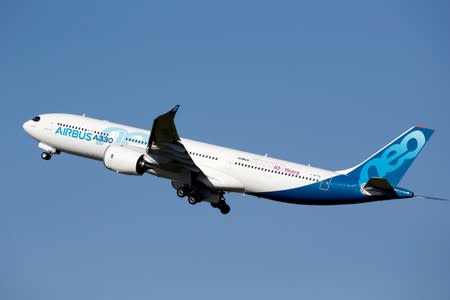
23;110;431;211
23;113;337;196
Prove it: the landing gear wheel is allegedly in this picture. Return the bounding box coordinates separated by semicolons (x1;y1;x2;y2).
177;188;187;198
219;204;231;215
41;152;51;160
188;195;199;205
216;198;230;215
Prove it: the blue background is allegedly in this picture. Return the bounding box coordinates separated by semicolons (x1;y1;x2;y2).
2;1;449;299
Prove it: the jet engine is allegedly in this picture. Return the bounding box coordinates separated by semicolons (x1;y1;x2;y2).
103;145;152;175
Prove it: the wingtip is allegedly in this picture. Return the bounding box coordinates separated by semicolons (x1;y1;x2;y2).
172;105;180;113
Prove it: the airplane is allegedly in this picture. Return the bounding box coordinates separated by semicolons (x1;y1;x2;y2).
23;105;436;215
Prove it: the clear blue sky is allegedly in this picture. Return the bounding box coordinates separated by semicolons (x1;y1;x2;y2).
2;1;450;299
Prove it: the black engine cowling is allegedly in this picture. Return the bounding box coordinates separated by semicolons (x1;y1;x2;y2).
103;145;151;175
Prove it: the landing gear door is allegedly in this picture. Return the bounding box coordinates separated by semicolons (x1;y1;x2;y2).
319;178;332;191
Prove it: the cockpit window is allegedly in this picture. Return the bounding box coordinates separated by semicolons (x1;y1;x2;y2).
32;116;41;122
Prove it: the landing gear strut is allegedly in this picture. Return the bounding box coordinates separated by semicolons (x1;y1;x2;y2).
41;152;52;160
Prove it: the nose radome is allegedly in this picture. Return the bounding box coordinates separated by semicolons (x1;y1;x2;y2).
23;120;32;134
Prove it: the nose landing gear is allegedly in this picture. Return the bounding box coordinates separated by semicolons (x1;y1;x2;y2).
41;152;52;160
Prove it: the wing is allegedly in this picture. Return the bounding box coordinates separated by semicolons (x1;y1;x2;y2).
146;105;202;175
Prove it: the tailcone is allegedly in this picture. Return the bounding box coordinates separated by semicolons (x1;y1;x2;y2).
393;187;414;199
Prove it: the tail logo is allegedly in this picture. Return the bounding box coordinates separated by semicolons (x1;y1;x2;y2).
359;130;426;185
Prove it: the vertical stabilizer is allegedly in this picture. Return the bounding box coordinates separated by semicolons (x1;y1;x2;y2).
340;126;434;186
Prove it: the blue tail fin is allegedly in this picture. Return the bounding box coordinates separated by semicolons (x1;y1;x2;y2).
341;126;434;186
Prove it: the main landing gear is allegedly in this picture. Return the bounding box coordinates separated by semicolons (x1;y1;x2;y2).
211;197;231;215
176;187;231;215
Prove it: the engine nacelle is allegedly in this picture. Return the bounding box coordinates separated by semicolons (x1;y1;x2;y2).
103;145;150;175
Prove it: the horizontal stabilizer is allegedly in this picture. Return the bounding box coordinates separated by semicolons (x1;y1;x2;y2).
362;177;395;196
362;177;414;199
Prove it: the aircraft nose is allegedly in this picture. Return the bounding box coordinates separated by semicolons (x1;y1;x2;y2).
23;120;32;135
